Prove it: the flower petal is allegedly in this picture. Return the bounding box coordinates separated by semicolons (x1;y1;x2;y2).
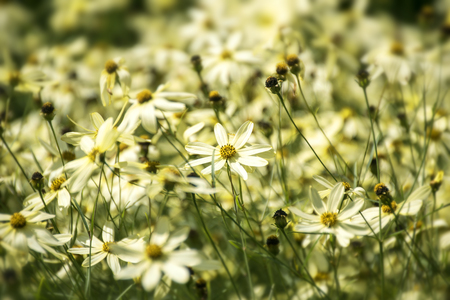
231;121;253;149
327;183;345;213
162;262;190;284
185;142;216;156
142;263;162;291
309;187;326;215
236;155;268;167
152;216;170;246
214;123;228;146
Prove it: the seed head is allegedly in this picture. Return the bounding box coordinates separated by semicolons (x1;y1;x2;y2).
265;76;281;94
209;91;222;102
266;235;280;256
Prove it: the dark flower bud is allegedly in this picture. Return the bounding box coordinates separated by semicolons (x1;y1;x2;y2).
191;55;203;73
30;172;44;190
265;76;281;94
272;209;288;229
355;70;370;88
41;102;56;121
266;235;280;256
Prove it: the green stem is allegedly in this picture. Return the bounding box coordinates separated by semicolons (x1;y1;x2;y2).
192;193;242;300
362;87;380;182
0;135;35;191
275;92;336;181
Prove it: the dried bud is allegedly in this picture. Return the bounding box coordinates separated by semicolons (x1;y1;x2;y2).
41;102;55;121
374;183;392;204
266;235;280;256
191;55;203;73
355;70;370;88
265;76;282;94
272;209;288;229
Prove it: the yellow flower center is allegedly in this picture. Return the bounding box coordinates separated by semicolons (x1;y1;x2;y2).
314;272;329;281
390;41;404;56
221;50;232;60
102;242;114;253
145;161;160;174
220;144;236;159
10;213;27;229
146;244;163;259
320;212;338;227
381;201;398;214
51;177;66;191
136;89;153;104
62;151;76;162
104;60;118;74
88;148;99;161
342;182;351;191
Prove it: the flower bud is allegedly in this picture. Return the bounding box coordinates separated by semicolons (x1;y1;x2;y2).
265;76;282;94
266;235;280;256
355;70;370;88
191;55;203;73
286;54;304;76
374;183;392;205
430;171;444;193
41;102;56;121
195;278;207;299
209;90;224;110
272;209;288;229
30;172;44;190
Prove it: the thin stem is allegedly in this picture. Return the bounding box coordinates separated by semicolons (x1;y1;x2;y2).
275;91;336;181
0;135;35;191
362;87;380;182
192;193;242;300
226;165;254;300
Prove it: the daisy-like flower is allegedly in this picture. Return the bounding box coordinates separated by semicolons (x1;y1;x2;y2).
68;222;142;275
291;183;368;247
202;32;260;86
62;112;140;147
123;84;196;134
184;121;274;180
24;174;70;211
313;175;365;199
0;210;58;254
63;118;121;192
351;185;431;234
115;216;202;291
99;57;131;106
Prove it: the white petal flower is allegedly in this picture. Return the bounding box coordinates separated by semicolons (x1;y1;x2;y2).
184;121;274;180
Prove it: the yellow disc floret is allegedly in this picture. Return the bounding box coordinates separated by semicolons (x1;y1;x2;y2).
220;144;236;159
320;212;338;227
381;201;398;214
146;244;163;259
342;182;351;191
136;89;153;104
103;242;114;253
105;60;118;74
51;177;66;191
10;213;27;229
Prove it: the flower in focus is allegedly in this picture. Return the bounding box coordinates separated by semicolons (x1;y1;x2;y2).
291;183;368;247
313;175;365;199
184;121;274;180
99;57;131;106
24;174;71;211
115;216;202;291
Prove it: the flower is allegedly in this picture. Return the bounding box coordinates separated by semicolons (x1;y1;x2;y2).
115;216;202;291
99;57;131;106
291;183;368;247
313;175;365;199
0;210;58;255
24;174;71;211
351;185;432;234
184;121;274;180
63;118;121;192
68;222;142;275
123;84;195;134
